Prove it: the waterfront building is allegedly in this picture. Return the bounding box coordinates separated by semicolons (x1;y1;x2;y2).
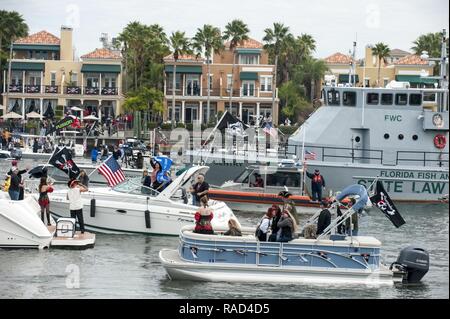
163;38;279;125
324;46;436;90
1;26;124;121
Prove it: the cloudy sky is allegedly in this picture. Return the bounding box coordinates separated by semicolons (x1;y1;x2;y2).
2;0;449;59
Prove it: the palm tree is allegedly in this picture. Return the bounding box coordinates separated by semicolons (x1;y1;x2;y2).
412;32;444;74
372;42;390;87
295;57;328;101
0;10;28;97
263;23;292;122
168;31;191;128
223;19;249;114
192;25;224;124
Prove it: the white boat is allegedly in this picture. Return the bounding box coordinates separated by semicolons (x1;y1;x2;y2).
0;194;53;249
160;185;429;285
45;165;239;235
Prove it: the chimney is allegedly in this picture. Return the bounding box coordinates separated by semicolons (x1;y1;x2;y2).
365;45;374;67
60;26;73;61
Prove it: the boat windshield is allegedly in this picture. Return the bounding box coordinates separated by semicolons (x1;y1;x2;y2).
112;177;159;196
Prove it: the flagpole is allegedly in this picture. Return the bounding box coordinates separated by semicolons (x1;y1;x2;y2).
299;124;307;196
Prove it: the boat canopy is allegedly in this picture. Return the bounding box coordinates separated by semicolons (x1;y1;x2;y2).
336;184;369;212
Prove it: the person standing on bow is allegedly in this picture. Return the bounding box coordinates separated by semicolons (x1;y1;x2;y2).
67;179;88;234
304;164;326;202
38;176;54;226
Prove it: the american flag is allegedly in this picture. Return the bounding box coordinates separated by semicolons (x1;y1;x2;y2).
98;156;126;186
263;123;278;138
304;150;317;160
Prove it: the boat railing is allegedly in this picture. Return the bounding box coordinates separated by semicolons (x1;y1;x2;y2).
282;144;384;164
317;204;356;240
396;150;449;167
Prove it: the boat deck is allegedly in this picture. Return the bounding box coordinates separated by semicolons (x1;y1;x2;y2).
47;226;96;249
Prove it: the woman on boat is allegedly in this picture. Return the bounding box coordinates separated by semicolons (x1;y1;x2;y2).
141;169;152;194
194;196;214;235
150;161;162;191
38;176;54;226
276;210;298;242
224;218;242;236
269;205;282;242
256;208;274;241
78;170;89;188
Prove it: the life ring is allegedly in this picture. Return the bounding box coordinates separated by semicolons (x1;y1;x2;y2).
434;134;446;149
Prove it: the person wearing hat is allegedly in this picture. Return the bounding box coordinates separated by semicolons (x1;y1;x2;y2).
278;191;299;225
66;179;88;234
7;160;28;200
317;200;332;236
8;167;22;200
304;164;326;202
190;173;209;206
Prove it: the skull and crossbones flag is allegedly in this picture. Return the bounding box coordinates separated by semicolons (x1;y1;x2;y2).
49;147;80;180
370;181;405;228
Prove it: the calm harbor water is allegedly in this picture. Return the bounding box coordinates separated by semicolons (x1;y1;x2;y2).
0;159;448;299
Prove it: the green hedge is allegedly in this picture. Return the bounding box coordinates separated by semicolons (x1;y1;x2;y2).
278;125;300;135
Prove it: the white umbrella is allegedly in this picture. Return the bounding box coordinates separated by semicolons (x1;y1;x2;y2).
26;111;42;119
2;112;23;119
83;115;99;120
70;106;83;112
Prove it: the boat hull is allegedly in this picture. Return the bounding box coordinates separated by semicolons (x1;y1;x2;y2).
159;249;399;285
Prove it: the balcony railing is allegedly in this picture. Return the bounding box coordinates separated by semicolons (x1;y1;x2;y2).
66;86;82;94
25;85;41;94
45;85;59;94
101;87;118;95
85;86;100;95
8;84;23;93
164;87;278;99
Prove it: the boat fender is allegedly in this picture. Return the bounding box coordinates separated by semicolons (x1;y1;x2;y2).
90;198;95;217
145;210;151;228
434;134;446;149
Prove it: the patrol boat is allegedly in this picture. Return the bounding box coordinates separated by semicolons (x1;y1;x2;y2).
159;184;429;285
184;32;449;202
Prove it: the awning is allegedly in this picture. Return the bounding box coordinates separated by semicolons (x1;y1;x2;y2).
13;44;60;51
395;75;438;84
11;62;45;71
240;72;258;80
81;64;121;73
236;48;262;55
338;74;359;83
164;65;202;74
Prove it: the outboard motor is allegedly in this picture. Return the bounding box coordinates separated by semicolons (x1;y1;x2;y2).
391;246;429;283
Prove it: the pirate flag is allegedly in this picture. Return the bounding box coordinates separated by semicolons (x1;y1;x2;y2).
46;116;77;135
49;147;80;179
370;181;405;228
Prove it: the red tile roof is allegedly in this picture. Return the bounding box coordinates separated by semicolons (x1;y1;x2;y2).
81;48;121;59
394;54;428;65
14;31;60;45
389;48;410;56
324;52;353;64
225;38;263;49
163;54;204;62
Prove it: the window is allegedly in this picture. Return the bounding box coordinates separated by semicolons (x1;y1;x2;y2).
86;75;99;88
409;94;422;106
384;133;390;139
364;79;370;87
355;136;361;143
104;75;116;88
367;93;379;105
327;90;340;105
260;76;272;92
266;172;301;187
343;91;357;106
395;94;408;105
28;71;41;85
70;72;78;86
239;54;259;65
383;79;389;87
398;134;404;140
208;74;213;91
50;72;56;86
381;93;393;105
167;73;181;91
412;135;418;141
226;74;232;91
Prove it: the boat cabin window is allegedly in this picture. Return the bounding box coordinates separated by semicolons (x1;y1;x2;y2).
266;172;301;188
234;169;251;184
343;92;357;106
409;93;422;106
327;90;340;106
395;93;408;105
381;93;393;105
366;93;379;105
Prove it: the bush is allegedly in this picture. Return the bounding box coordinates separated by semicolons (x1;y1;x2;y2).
278;125;300;135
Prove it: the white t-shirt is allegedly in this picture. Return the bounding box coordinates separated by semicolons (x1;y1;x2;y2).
67;188;83;210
